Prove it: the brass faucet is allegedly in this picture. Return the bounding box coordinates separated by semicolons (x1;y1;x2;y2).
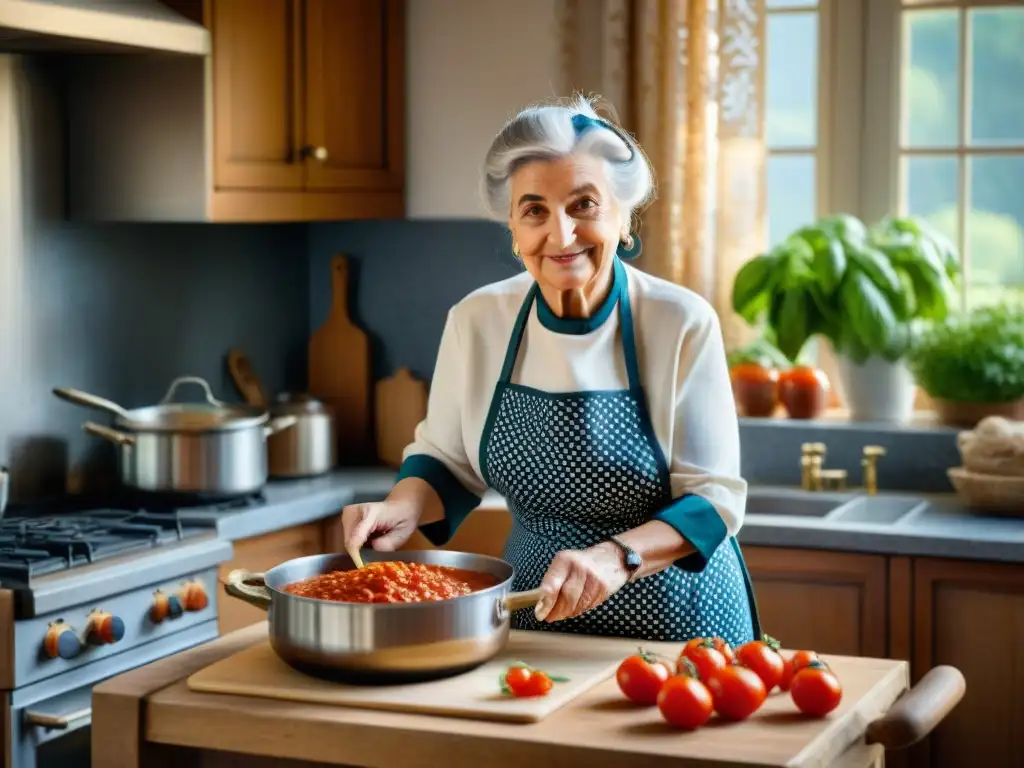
800;443;826;491
800;442;886;494
861;445;886;496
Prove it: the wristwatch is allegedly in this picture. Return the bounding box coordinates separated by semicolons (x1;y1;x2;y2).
607;536;643;581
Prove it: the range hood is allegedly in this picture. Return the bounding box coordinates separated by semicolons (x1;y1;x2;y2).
0;0;209;55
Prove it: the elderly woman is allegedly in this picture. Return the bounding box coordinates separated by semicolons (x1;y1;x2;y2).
342;96;760;645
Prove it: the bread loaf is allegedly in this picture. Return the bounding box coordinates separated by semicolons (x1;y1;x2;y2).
957;416;1024;477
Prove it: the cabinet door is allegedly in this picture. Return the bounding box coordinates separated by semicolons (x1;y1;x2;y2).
303;0;404;191
210;0;306;190
911;558;1024;768
743;546;889;657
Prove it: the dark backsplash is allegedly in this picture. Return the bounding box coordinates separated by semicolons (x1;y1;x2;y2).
0;221;309;497
308;220;522;382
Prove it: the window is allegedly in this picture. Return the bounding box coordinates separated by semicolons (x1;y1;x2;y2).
897;1;1024;309
764;0;822;245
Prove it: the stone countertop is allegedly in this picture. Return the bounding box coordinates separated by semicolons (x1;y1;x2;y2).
193;468;1024;564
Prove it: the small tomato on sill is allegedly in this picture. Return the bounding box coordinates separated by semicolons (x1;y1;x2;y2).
730;363;780;418
778;366;830;420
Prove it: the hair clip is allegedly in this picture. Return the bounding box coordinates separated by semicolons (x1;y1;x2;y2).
570;113;635;160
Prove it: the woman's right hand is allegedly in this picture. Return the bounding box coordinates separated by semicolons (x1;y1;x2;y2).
341;498;422;553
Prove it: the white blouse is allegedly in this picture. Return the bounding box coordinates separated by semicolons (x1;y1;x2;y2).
400;261;748;541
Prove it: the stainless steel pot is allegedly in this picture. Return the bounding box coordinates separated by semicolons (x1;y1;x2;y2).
53;376;296;497
267;393;336;478
0;466;8;519
224;550;542;683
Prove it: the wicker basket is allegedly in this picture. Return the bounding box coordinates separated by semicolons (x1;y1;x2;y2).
947;467;1024;517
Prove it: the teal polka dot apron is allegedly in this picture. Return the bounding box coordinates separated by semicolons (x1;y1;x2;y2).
480;258;762;644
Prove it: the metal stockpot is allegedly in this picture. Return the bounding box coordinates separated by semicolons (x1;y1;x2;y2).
267;393;336;478
53;376;296;497
224;550;542;683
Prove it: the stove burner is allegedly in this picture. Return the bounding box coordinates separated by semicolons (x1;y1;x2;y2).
0;509;207;583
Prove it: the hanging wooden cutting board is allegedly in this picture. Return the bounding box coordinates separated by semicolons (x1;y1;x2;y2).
308;254;371;465
375;367;428;468
185;630;624;724
226;348;268;408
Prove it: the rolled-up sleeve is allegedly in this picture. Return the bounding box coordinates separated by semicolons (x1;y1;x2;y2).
652;310;747;572
396;309;486;546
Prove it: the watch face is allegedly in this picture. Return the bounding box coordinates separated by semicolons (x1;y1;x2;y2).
625;551;642;571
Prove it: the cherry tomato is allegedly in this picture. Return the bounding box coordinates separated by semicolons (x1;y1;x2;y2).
680;645;727;684
616;652;674;705
790;662;843;717
705;665;767;721
684;637;736;665
730;363;780;417
778;366;830;420
780;650;819;692
657;675;714;730
735;637;785;693
503;666;553;697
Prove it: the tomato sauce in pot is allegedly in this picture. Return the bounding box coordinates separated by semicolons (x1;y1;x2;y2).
281;561;501;604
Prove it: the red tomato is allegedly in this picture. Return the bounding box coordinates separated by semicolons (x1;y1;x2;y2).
684;637;736;665
790;662;843;717
503;666;553;698
735;638;785;692
730;363;780;417
780;650;819;692
657;675;714;730
679;645;727;684
778;366;830;420
616;653;673;705
705;665;767;721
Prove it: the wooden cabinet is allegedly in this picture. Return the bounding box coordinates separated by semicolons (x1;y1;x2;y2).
65;0;404;222
907;558;1024;768
742;546;889;658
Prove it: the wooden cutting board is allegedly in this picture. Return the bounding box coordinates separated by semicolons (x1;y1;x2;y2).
186;630;623;724
375;367;429;467
308;254;371;465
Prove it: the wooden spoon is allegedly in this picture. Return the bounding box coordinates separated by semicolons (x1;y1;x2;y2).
347;545;365;570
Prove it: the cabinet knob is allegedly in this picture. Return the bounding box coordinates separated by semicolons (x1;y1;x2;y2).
302;146;329;162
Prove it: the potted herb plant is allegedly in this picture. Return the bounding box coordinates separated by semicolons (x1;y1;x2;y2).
731;213;960;422
906;303;1024;427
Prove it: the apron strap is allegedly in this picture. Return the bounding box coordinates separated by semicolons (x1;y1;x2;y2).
614;258;644;393
498;283;539;384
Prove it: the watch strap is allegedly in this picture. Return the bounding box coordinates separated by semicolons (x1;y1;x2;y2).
608;536;642;580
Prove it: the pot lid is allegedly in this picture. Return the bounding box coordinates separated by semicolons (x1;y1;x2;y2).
116;376;268;432
271;392;330;416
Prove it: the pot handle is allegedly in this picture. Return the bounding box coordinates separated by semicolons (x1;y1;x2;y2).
496;588;544;622
224;569;272;611
53;387;132;420
160;376;224;407
83;422;136;447
865;665;966;751
264;415;298;437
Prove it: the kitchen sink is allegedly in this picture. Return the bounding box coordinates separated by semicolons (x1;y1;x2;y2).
745;487;852;517
827;495;927;525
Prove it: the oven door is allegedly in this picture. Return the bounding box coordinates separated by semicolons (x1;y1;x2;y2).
9;681;93;768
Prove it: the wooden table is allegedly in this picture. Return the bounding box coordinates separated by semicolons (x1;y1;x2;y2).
92;622;962;768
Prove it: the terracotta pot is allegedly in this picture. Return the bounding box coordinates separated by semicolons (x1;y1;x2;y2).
933;398;1024;429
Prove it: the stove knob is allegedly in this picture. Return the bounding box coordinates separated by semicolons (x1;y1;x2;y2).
87;611;125;645
43;621;81;660
150;590;170;623
180;579;209;612
167;594;184;619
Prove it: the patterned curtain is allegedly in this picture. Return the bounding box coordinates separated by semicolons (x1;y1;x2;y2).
558;0;767;353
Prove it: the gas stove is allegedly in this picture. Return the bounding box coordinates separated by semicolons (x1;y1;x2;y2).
0;495;243;768
0;492;264;586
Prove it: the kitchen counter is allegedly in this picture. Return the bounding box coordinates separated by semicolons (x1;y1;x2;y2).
91;621;934;768
215;469;1024;565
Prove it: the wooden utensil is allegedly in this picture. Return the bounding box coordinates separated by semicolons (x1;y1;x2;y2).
308;254;371;465
375;367;429;468
226;348;268;408
186;630;624;724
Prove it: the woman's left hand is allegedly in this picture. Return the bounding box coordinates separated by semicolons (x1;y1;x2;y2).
534;543;631;622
